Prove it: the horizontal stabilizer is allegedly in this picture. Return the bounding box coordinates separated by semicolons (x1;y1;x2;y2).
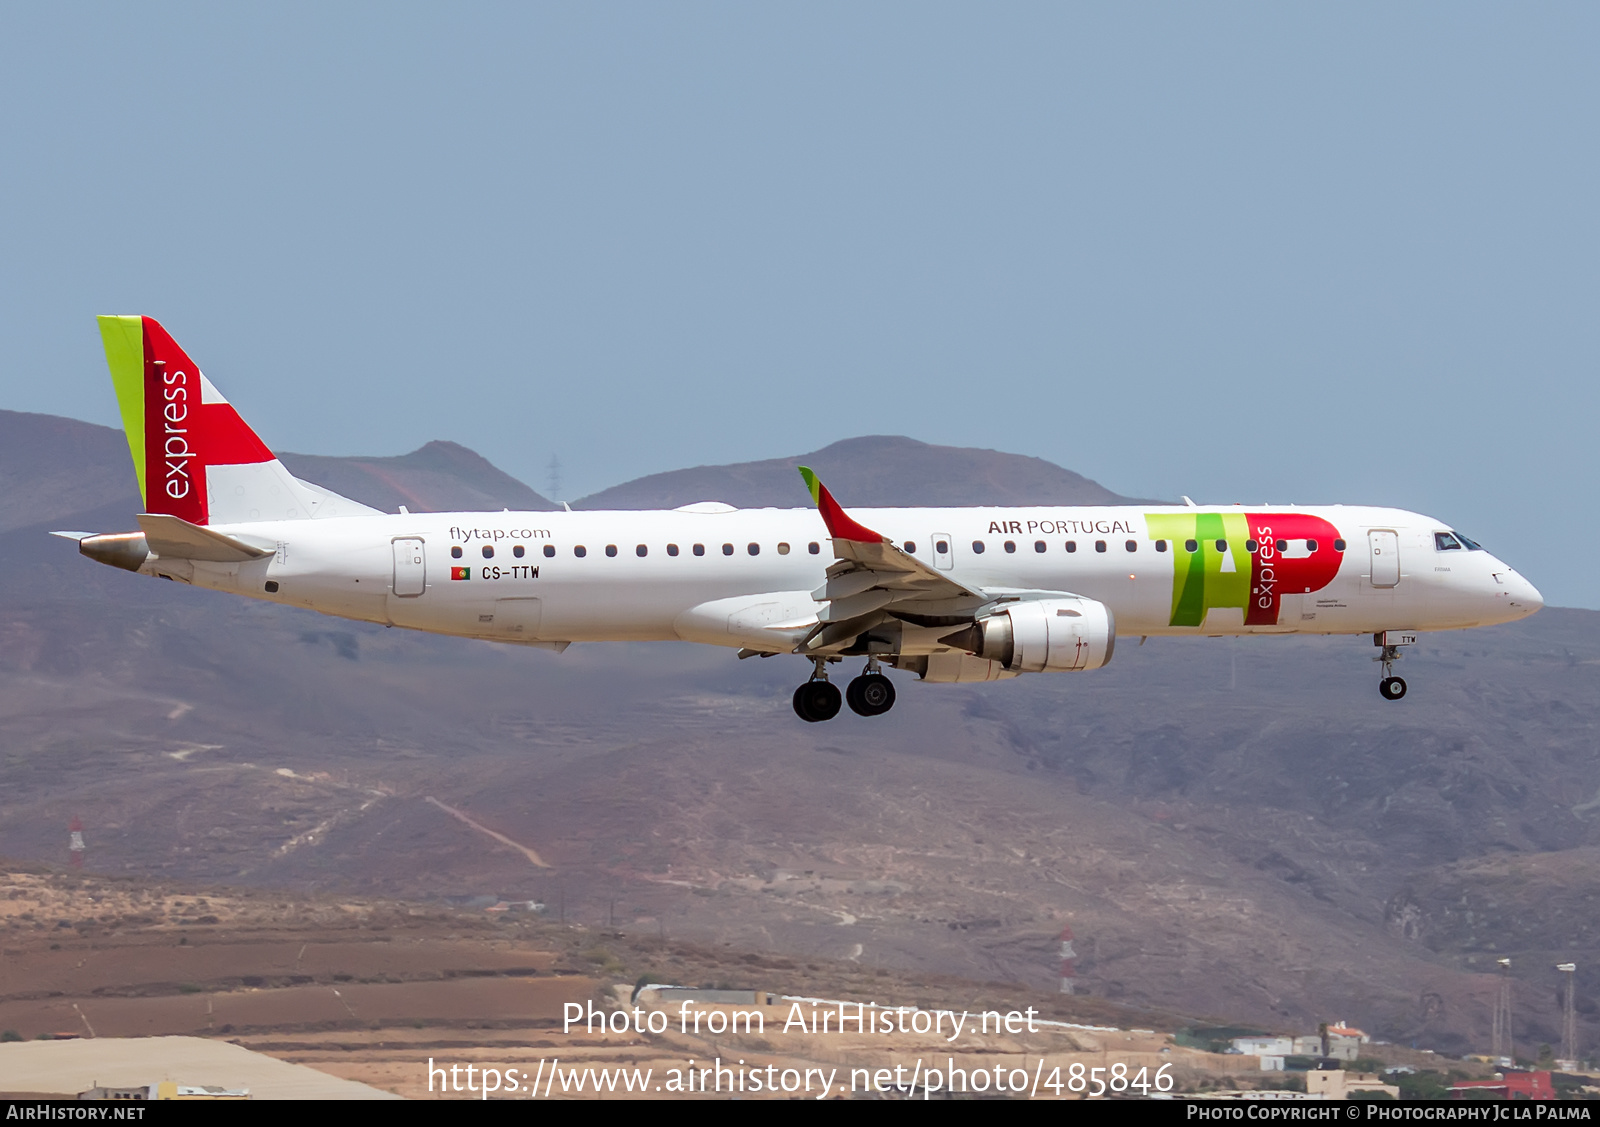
136;513;274;562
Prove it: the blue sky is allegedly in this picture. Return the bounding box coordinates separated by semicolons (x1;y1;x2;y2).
3;4;1596;605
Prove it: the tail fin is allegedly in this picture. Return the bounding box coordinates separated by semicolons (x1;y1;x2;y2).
97;316;377;525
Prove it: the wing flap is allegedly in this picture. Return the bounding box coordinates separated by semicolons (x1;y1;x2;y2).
797;466;990;653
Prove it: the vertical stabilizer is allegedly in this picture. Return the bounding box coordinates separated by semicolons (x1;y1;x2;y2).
96;316;377;525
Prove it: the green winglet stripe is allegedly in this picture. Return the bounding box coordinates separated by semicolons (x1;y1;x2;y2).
98;315;147;505
797;466;822;505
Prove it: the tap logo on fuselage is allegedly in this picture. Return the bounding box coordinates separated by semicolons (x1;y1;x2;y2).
1145;513;1345;628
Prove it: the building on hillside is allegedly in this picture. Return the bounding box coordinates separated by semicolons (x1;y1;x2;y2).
1291;1024;1369;1062
79;1083;249;1100
1232;1036;1293;1056
1305;1069;1399;1100
1229;1037;1292;1071
1449;1071;1555;1100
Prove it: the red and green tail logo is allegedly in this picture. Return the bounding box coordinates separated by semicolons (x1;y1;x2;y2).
98;316;274;525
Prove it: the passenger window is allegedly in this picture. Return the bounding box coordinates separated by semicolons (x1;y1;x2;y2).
1275;539;1288;552
777;542;791;555
482;545;494;559
747;543;759;556
1156;540;1168;553
808;542;820;555
1434;532;1463;551
636;544;648;557
1334;538;1347;552
1185;539;1198;553
722;543;734;556
574;545;587;558
1004;541;1016;553
1034;540;1046;553
1095;540;1107;553
543;544;555;558
1065;541;1077;553
451;546;463;559
1125;540;1137;553
972;541;986;554
903;542;916;554
1246;539;1258;553
605;545;617;557
936;540;949;554
693;543;705;556
1215;539;1227;552
667;544;679;556
513;545;525;558
1306;540;1318;552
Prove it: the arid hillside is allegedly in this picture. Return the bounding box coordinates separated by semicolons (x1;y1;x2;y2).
2;408;1596;1058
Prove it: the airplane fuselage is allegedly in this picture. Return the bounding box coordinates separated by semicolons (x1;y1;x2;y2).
138;502;1542;652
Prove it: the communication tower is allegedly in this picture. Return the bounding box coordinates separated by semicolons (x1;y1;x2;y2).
546;454;563;504
1058;925;1077;994
1491;957;1514;1064
68;816;85;870
1557;963;1578;1070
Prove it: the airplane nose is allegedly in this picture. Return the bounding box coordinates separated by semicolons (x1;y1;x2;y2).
1494;568;1543;617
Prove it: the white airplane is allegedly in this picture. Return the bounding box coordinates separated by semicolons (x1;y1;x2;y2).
59;316;1544;722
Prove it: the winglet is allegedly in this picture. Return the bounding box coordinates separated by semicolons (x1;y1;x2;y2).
797;467;885;544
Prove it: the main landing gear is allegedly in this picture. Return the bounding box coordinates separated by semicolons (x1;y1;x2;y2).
1374;631;1414;701
793;658;897;722
846;665;896;717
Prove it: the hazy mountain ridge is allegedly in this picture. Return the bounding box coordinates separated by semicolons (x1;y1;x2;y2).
574;434;1158;510
1;410;1151;524
279;442;557;515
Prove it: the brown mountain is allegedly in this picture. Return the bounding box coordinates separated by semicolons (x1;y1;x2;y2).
279;442;556;515
2;408;1596;1053
0;409;557;529
575;435;1160;510
0;410;140;534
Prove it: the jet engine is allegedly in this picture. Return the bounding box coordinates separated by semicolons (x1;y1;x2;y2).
941;597;1115;673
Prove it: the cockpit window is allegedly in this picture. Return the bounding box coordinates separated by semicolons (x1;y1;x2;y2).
1434;532;1463;551
1453;531;1484;551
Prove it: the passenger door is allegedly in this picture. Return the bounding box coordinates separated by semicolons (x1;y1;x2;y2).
1368;530;1400;589
392;537;427;597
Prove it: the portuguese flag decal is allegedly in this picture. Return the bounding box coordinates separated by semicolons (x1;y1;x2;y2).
450;567;470;581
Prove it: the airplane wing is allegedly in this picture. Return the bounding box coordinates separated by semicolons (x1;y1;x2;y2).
797;467;992;653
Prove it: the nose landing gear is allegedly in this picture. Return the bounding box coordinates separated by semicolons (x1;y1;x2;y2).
1374;631;1415;701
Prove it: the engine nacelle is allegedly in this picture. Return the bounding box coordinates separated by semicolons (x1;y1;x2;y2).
942;597;1115;673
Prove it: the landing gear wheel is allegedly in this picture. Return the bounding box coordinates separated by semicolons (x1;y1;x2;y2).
793;680;842;722
1380;676;1408;701
846;673;897;717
